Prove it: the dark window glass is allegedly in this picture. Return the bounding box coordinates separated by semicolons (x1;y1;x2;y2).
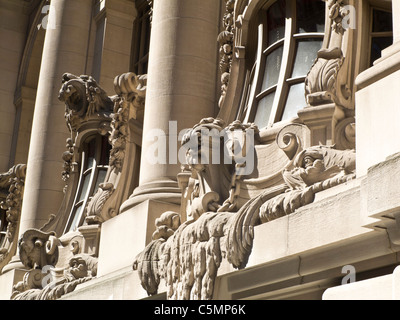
372;9;393;33
296;0;325;33
370;36;393;65
267;0;286;46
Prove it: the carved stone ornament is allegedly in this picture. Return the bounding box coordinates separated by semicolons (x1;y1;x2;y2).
134;119;356;300
58;73;114;132
0;164;26;272
304;0;355;149
218;0;236;108
84;72;146;225
11;228;98;300
55;72;146;227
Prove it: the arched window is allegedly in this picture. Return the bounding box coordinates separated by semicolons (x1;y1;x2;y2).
369;7;393;67
64;134;111;233
243;0;325;129
130;0;151;75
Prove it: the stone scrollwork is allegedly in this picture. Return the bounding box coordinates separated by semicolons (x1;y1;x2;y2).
134;121;356;299
304;0;356;150
218;0;235;108
84;72;146;225
11;228;98;300
0;164;26;272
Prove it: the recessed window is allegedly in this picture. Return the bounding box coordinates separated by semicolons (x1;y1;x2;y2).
130;0;151;75
64;135;111;233
0;208;7;247
370;8;393;66
243;0;325;129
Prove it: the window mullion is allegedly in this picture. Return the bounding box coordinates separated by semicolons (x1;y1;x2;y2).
270;1;295;125
244;23;265;124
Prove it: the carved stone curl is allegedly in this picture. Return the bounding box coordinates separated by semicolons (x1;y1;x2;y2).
11;228;98;300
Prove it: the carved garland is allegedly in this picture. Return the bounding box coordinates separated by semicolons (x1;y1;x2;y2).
218;0;236;108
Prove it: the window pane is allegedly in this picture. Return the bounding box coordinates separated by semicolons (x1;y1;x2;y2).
68;204;84;232
99;136;111;165
296;0;325;33
370;36;393;66
262;46;284;90
94;169;108;195
85;138;96;170
78;172;92;202
372;9;393;33
0;208;7;247
291;39;322;78
267;0;286;46
254;92;275;128
281;83;305;121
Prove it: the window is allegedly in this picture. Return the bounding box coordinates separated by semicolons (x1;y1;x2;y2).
369;8;393;66
64;135;111;233
243;0;325;129
130;0;151;75
0;208;7;247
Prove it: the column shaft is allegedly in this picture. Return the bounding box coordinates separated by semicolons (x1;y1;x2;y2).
19;0;93;232
125;0;220;208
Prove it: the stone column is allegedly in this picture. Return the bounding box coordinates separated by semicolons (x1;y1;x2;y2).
17;0;93;233
121;0;220;210
0;1;31;172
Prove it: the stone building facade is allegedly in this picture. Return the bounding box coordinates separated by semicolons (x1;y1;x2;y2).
0;0;399;300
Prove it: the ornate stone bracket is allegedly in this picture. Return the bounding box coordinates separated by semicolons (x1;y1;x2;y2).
56;72;146;228
133;121;356;300
85;73;146;225
0;164;26;273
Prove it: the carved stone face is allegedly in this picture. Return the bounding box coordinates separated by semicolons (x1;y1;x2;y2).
68;257;88;279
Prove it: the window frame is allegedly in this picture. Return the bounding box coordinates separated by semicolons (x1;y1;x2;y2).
0;207;7;248
130;0;151;75
368;6;393;67
243;0;325;129
64;134;111;234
